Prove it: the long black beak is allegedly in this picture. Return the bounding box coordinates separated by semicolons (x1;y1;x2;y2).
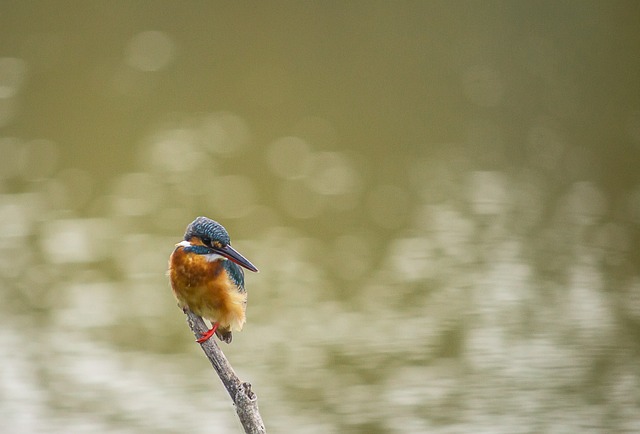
214;244;259;272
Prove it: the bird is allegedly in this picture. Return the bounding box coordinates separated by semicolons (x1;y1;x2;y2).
168;216;258;344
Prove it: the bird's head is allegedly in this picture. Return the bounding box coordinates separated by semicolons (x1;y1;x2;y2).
180;216;258;272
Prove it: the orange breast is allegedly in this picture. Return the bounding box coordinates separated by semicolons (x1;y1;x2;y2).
169;246;246;331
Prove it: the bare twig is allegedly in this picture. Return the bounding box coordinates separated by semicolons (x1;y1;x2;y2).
184;309;266;434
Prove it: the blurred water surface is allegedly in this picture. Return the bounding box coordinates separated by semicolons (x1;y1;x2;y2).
1;2;640;433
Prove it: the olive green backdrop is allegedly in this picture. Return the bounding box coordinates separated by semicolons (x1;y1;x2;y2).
1;2;639;433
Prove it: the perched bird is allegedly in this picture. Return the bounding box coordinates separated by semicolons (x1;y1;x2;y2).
169;216;258;343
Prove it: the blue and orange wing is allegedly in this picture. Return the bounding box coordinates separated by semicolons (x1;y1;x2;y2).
223;259;246;293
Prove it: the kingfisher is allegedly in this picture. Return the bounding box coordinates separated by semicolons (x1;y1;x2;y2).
168;216;258;344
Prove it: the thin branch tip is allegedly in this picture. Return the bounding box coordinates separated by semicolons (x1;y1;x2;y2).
183;309;266;434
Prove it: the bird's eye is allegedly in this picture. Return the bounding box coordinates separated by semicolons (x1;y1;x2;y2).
201;237;212;247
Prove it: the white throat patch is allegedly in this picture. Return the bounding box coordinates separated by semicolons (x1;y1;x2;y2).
204;253;226;262
176;240;226;262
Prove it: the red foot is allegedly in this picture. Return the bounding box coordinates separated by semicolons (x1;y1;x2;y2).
196;322;219;343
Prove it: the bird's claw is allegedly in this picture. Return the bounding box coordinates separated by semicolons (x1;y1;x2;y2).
196;322;219;343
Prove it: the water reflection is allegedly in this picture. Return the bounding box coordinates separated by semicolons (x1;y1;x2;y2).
1;113;639;432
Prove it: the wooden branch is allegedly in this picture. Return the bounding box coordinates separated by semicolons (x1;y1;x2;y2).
184;309;266;434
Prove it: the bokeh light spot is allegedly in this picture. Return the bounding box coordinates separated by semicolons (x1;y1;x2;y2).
57;279;118;327
307;152;361;196
469;171;507;215
266;136;312;180
0;57;27;99
147;128;202;173
389;237;432;282
41;219;114;263
563;181;607;225
0;195;31;238
200;112;251;156
126;31;175;72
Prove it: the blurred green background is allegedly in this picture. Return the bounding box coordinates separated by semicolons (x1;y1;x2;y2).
1;2;640;433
